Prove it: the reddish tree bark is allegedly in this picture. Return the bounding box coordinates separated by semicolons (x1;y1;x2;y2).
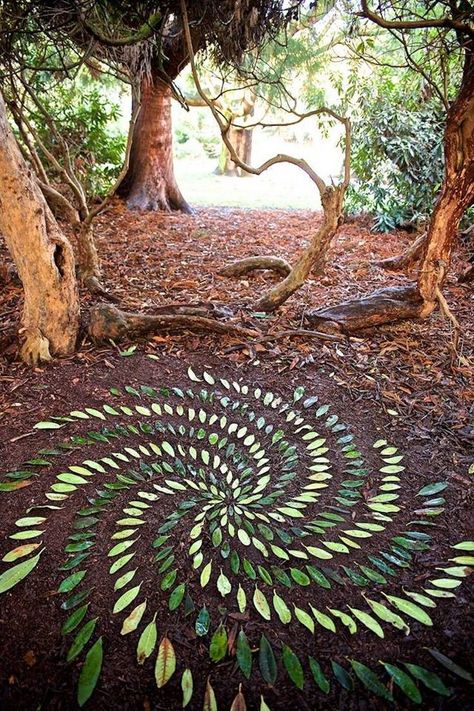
117;74;191;212
417;54;474;313
308;50;474;332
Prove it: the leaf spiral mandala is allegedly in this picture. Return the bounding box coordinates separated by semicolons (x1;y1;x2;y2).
0;367;472;708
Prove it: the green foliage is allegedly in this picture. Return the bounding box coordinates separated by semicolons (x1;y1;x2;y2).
346;87;444;231
29;72;126;198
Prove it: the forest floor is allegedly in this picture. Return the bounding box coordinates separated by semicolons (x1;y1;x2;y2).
0;204;473;711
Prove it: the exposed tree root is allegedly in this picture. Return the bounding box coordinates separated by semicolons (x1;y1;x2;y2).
458;264;474;283
305;284;425;334
88;304;259;342
218;256;292;278
83;275;121;303
375;232;426;271
20;327;52;365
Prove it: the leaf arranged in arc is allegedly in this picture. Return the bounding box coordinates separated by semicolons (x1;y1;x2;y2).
381;662;422;704
155;636;176;688
259;634;277;685
217;569;232;597
253;586;271;620
203;678;218;711
308;656;330;694
282;644;304;690
209;624;228;663
169;582;186;611
0;551;42;594
426;648;473;681
62;604;89;636
350;660;393;701
181;668;193;708
331;661;353;691
236;630;252;679
348;607;384;638
77;637;103;708
383;595;433;626
67;618;98;662
230;684;247;711
121;601;147;636
403;663;450;696
136;615;157;664
196;606;210;636
272;590;292;624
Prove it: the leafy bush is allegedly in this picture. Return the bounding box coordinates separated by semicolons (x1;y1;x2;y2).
346;97;444;231
28;73;126;198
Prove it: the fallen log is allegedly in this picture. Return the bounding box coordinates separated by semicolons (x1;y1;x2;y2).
88;304;258;342
305;284;424;333
218;256;292;278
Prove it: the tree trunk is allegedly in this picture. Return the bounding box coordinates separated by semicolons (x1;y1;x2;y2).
75;222;100;281
215;125;253;177
256;185;345;312
307;52;474;332
417;54;474;314
0;92;79;363
116;75;191;212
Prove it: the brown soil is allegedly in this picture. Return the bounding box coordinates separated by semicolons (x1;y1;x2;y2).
0;205;473;711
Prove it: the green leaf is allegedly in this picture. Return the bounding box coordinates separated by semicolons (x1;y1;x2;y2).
282;644;304;689
294;605;314;633
137;615;157;664
259;634;277;685
61;604;89;636
328;608;357;634
382;663;422;703
169;583;186;611
350;660;393;701
181;668;193;707
113;584;141;614
331;661;353;690
209;624;227;662
67;618;98;662
0;551;42;594
384;595;433;626
200;561;212;587
403;663;450;696
217;569;231;597
363;597;410;634
121;601;147;635
155;636;176;688
237;584;247;613
426;648;473;681
309;656;330;694
236;630;252;679
272;590;292;624
290;568;310;586
253;586;271;620
348;607;384;637
417;482;447;496
2;543;40;563
77;637;103;707
33;420;62;429
59;570;86;593
196;606;210;636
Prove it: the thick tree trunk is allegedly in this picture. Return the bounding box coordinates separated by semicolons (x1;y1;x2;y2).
308;53;474;332
215;125;253;177
255;185;345;312
116;75;191;212
0;92;79;363
417;57;474;314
